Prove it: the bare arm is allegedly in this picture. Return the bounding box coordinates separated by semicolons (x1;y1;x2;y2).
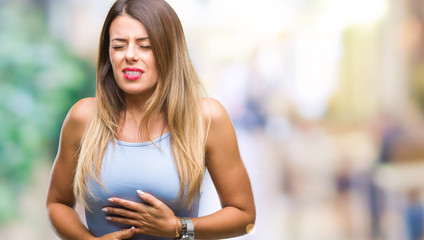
46;98;136;240
192;98;256;239
46;98;97;240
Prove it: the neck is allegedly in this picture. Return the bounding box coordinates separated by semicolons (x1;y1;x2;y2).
118;109;167;142
118;93;168;142
124;92;152;113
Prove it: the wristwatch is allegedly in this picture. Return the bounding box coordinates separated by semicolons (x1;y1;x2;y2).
179;217;194;240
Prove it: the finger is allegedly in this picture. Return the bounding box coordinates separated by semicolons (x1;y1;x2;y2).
137;190;163;209
108;197;142;212
116;226;135;239
106;215;141;227
102;207;138;219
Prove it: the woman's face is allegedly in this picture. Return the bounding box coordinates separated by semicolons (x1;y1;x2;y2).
109;14;158;97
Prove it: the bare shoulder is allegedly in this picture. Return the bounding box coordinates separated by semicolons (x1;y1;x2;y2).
202;97;236;150
62;97;95;146
66;97;95;127
201;97;230;123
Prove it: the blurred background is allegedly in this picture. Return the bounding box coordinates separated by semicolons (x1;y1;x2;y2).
1;0;424;239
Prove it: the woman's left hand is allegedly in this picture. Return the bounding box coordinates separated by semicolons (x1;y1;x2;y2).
103;190;177;238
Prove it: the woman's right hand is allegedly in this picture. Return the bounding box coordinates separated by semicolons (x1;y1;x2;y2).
96;226;136;240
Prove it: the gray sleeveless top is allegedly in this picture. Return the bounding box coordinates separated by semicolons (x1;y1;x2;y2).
85;132;200;239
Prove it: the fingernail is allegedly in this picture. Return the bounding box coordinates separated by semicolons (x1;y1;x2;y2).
105;216;112;221
130;226;135;232
101;208;108;212
108;198;114;202
137;190;144;195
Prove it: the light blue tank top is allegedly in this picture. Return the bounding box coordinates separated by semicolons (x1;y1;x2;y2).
85;132;200;240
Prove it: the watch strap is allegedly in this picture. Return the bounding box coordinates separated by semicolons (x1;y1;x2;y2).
178;217;194;239
184;217;194;236
179;217;188;236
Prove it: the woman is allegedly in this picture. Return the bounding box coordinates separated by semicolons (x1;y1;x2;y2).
46;0;255;239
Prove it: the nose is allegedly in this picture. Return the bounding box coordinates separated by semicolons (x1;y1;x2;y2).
125;44;139;62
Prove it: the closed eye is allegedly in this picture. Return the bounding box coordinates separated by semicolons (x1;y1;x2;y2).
111;46;125;50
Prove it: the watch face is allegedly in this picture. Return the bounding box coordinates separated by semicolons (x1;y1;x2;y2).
181;235;194;240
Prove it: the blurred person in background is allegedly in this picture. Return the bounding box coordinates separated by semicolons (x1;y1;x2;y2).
45;0;255;239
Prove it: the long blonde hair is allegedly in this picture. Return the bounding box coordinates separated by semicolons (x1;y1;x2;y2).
74;0;207;209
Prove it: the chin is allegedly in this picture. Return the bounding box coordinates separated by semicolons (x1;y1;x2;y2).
121;86;157;96
115;79;157;96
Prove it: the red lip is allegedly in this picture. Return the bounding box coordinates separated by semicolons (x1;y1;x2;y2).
122;67;144;80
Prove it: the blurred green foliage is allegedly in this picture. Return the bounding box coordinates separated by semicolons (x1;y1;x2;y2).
0;2;96;224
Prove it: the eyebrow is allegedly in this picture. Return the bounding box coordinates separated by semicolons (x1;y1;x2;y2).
111;37;149;42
